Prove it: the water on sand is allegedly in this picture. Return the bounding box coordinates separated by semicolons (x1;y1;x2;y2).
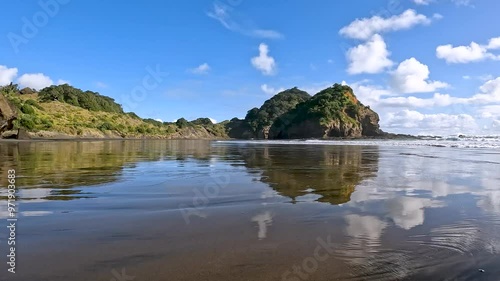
0;140;499;281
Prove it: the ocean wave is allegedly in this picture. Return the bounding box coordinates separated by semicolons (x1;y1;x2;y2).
216;137;500;149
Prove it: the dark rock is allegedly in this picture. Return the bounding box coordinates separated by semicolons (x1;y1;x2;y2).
0;94;18;136
16;128;31;140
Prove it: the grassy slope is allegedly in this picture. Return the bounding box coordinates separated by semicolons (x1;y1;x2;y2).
2;91;227;139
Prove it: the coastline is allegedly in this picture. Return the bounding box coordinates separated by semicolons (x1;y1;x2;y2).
0;128;417;142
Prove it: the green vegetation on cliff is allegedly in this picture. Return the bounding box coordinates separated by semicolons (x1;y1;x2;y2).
227;87;311;138
0;83;227;139
39;84;124;113
1;81;385;140
229;84;383;139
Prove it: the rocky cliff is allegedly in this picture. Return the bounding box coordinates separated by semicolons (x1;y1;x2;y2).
0;93;17;135
228;84;384;139
227;87;311;139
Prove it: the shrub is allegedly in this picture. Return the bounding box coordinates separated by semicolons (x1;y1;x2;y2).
176;118;190;128
25;99;44;110
40;118;53;129
20;104;35;114
38;84;123;113
98;122;115;131
19;115;35;130
126;112;141;119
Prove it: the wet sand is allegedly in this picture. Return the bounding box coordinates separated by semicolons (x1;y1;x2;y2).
0;140;499;280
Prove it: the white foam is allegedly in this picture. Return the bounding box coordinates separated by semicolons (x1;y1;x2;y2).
216;137;500;149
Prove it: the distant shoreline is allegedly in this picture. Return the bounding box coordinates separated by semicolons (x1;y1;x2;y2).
0;134;418;142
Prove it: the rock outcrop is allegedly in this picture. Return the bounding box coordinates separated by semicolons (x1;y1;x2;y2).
227;88;311;139
227;84;385;139
0;93;17;135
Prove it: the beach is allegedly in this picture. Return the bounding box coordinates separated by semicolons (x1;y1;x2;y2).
0;139;499;281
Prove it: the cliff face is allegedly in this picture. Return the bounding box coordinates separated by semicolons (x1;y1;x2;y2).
228;88;311;139
228;84;384;139
0;93;17;134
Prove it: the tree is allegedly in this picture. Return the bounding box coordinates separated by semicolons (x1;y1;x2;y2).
176;118;190;128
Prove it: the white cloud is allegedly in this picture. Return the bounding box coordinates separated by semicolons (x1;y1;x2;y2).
0;65;18;86
480;105;500;119
377;76;500;110
436;43;491;63
251;29;283;39
207;3;283;39
478;74;494;81
487;37;500;49
209;118;217;124
452;0;474;7
413;0;432;5
339;9;432;40
432;13;444;20
190;63;211;74
17;73;53;90
470;77;500;104
385;109;478;134
251;43;276;75
154;118;163;122
436;37;500;64
391;58;449;93
56;79;70;85
347;34;393;74
260;84;285;95
95;81;108;88
343;80;392;107
380;93;457;108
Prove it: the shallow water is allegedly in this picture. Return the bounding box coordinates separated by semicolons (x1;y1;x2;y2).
0;140;499;281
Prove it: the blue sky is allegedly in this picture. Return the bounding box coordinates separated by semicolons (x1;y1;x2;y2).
1;0;500;135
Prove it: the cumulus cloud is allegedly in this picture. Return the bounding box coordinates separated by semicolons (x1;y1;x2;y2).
57;79;70;85
487;37;500;49
347;34;393;74
209;118;217;124
0;65;18;86
17;73;53;90
391;58;449;93
385;109;478;134
189;63;211;74
251;43;276;75
480;105;500;119
380;93;458;108
207;3;283;39
436;37;500;63
343;80;392;107
261;84;285;95
470;76;500;104
339;9;432;40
